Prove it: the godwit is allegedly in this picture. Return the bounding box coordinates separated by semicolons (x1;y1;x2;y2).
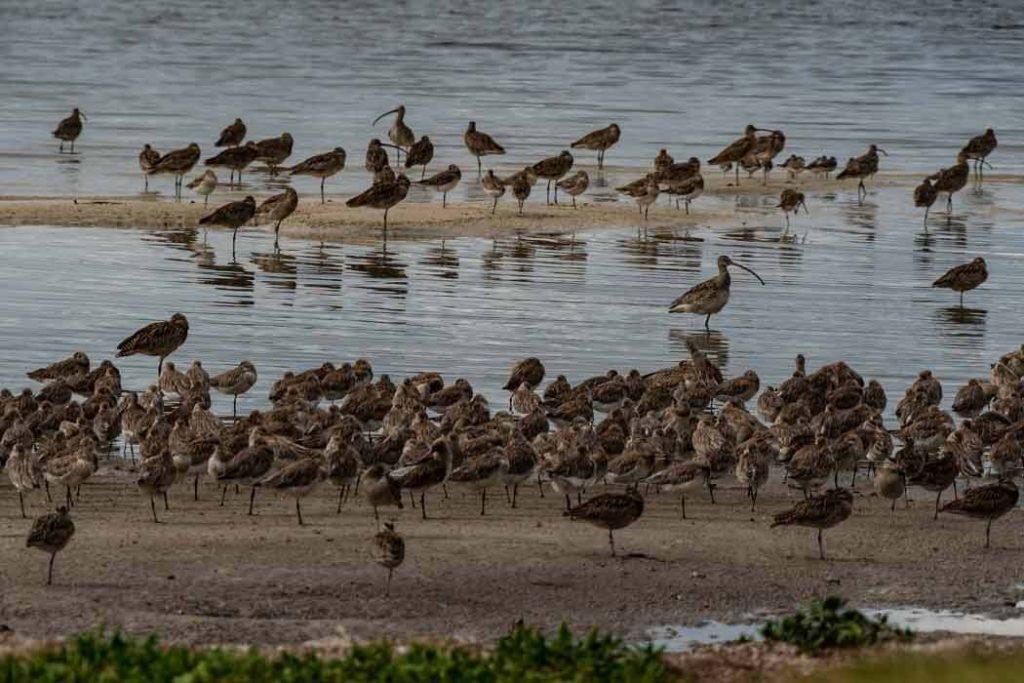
503;357;545;408
463;121;505;176
907;455;958;519
254;133;294;176
806;155;837;179
481;170;506;214
668;255;765;329
927;151;970;214
961;128;997;181
365;139;390;174
346;174;411;236
6;444;39;518
771;487;853;559
836;144;887;203
148;143;201;199
404;136;433;179
258;455;326;525
217;434;275;515
940;479;1018;548
913;177;938;225
204;141;258;187
115;313;189;379
449;451;507;516
556;170;589;208
564;489;643;557
708;124;762;185
139;144;160;191
215;118;246;148
390;438;453;520
873;459;905;512
137;450;176;523
52;108;85;153
418;164;461;208
744;130;786;185
372;522;405;596
26;506;75;585
27;351;89;383
932;257;987;306
644;461;710;519
186;170;217;206
657;157;700;185
779;154;805;181
198;195;257;257
373;105;415;165
255;187;299;250
616;175;659;219
209;360;257;416
664;174;703;213
362;463;404;525
570;123;621;170
532;151;574;205
777;188;808;229
288;147;346;204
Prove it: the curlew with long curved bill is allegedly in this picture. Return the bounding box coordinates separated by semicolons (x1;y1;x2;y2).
961;128;997;181
778;188;808;229
255;187;299;250
186;170;217;206
927;150;971;214
532;151;574;205
836;144;887;203
254;133;294;176
198;195;257;258
346;174;411;237
708;124;762;185
215;118;246;147
115;313;189;380
373;105;415;166
570;123;620;170
933;257;987;307
404;135;433;179
463;121;505;176
288;147;346;203
418;164;461;208
669;255;765;330
205;141;258;187
139;144;160;191
556;170;589;208
53;108;85;153
148;143;201;199
481;169;506;214
913;177;938;226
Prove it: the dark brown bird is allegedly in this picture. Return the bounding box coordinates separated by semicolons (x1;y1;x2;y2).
139;144;161;191
556;170;590;209
199;196;257;257
53;108;85;153
927;151;970;214
806;155;837;178
510;168;533;215
654;149;674;172
532;151;574;205
778;189;808;229
913;177;938;225
289;147;346;203
464;121;506;175
26;505;75;585
255;188;299;250
346;174;411;235
404;136;434;180
771;488;853;559
210;360;257;416
571;123;621;169
28;351;89;383
836;144;887;203
418;164;461;208
365;139;390;174
204;141;258;187
372;521;405;596
907;455;958;519
215;118;246;147
941;479;1018;548
708;124;761;185
932;257;987;306
564;489;644;556
149;143;202;198
504;357;546;392
116;313;189;379
253;132;294;176
961;128;997;181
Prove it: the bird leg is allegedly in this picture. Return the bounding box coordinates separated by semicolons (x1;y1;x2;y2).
248;486;257;515
386;567;393;596
480;488;487;516
220;485;228;506
491;197;498;215
320;177;326;204
337;488;344;514
934;490;941;520
19;491;25;518
818;529;825;559
194;474;199;501
274;220;282;251
680;493;686;520
150;495;159;523
512;484;519;509
48;552;56;586
546;179;552;205
420;491;427;520
442;191;447;209
163;490;169;510
608;529;616;557
296;498;304;526
985;518;992;549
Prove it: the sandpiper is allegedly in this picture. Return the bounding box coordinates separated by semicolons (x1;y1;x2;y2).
779;154;805;180
116;313;189;379
215;118;247;148
217;434;275;515
372;522;405;596
362;463;404;525
148;143;202;199
204;141;258;187
6;444;39;518
481;170;506;214
209;360;257;416
253;133;294;176
256;187;299;250
806;155;837;178
644;461;710;519
913;177;938;225
139;144;160;191
664;174;703;213
448;450;507;516
654;149;674;172
27;351;89;383
510;169;533;215
258;455;326;525
463;121;505;175
390;438;453;520
199;196;257;257
556;171;589;208
570;123;620;170
932;257;987;307
53;108;85;153
771;487;853;559
564;489;644;557
137;451;176;523
26;506;75;585
404;136;434;180
778;189;808;229
836;144;887;203
373;105;415;165
532;151;574;205
668;255;765;329
617;175;659;219
289;147;346;203
961;128;997;181
186;170;217;206
418;164;461;208
927;150;970;214
940;479;1018;548
346;174;411;236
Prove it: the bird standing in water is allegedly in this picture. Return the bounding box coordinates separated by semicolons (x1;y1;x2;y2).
669;255;765;330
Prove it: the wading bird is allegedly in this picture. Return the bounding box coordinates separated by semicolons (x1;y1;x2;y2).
933;257;987;307
836;144;887;203
668;255;765;330
26;506;75;585
961;128;997;181
255;187;299;250
204;141;258;187
53;108;85;153
139;144;160;191
778;188;808;229
346;174;411;237
288;147;346;204
215;118;246;148
532;151;574;205
708;124;762;185
199;195;257;258
373;105;415;165
418;164;461;208
115;313;189;379
570;123;620;170
464;122;505;176
404;136;433;180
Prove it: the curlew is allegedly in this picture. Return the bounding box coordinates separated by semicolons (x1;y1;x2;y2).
913;177;938;225
204;141;258;187
961;128;997;181
708;124;762;185
254;133;294;176
418;164;461;208
932;257;987;307
255;187;299;250
564;489;644;557
570;123;620;170
215;118;247;148
53;108;85;153
373;105;415;165
836;144;887;203
148;143;202;199
777;188;808;229
556;170;589;208
404;135;434;180
463;121;505;176
199;195;257;258
481;169;506;215
372;522;405;596
26;506;75;585
771;487;853;559
288;147;346;204
940;479;1018;548
139;144;160;191
186;170;217;206
532;151;574;205
346;174;411;236
669;255;765;329
116;313;189;379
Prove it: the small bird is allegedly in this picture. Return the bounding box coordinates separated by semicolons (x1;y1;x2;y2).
27;351;90;383
872;459;905;513
778;189;808;229
779;154;805;180
289;147;346;204
404;136;434;180
556;171;589;209
771;488;853;560
510;169;533;216
654;149;675;172
940;479;1018;548
836;144;887;203
255;187;299;250
186;170;217;206
532;151;574;205
53;108;85;153
664;174;703;214
932;257;987;307
258;455;326;525
372;522;405;596
481;170;506;215
928;151;970;214
806;155;837;178
199;196;257;257
961;128;997;181
6;444;40;518
115;313;189;379
418;164;461;208
564;489;644;556
365;139;390;174
617;175;659;219
215;118;247;147
570;123;620;169
253;133;294;176
26;506;75;585
209;360;257;416
913;177;938;225
148;143;202;198
362;463;404;525
464;121;505;175
137;451;176;523
139;144;161;191
204;141;259;187
346;174;411;235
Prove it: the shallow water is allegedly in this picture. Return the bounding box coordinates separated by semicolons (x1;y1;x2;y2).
0;181;1021;416
1;1;1023;198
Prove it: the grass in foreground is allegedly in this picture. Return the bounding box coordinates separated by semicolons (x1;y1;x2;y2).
806;647;1024;682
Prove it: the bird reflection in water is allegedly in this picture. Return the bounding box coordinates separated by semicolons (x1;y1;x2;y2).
935;306;987;329
252;250;298;292
840;198;878;242
421;241;460;280
669;329;730;371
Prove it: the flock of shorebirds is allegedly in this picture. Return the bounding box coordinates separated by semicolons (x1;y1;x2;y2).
8;311;1024;589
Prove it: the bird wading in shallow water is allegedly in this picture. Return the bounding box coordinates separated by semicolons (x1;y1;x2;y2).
669;255;765;330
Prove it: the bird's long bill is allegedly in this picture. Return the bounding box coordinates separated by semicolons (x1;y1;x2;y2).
981;160;995;169
733;261;766;285
79;111;87;121
372;108;401;126
800;200;809;214
877;147;889;156
379;142;405;152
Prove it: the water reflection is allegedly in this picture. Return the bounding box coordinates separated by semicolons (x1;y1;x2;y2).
668;329;730;369
935;306;987;328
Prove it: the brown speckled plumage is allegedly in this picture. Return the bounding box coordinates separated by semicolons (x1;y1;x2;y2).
215;118;247;147
933;257;987;305
372;522;405;595
941;479;1018;548
116;313;189;378
771;487;853;559
564;489;644;556
27;505;75;584
571;123;620;169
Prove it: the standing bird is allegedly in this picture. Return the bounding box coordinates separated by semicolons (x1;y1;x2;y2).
571;123;621;170
404;136;434;180
204;141;258;187
148;143;202;199
365;139;390;174
806;155;837;179
771;488;853;560
532;151;574;205
932;257;987;307
6;444;39;518
779;154;806;181
215;118;247;148
186;170;217;206
253;133;294;176
209;360;257;416
556;171;589;209
362;463;404;525
928;151;970;214
463;121;506;176
654;149;675;173
669;255;765;329
913;177;938;226
665;174;704;214
26;506;75;585
115;313;189;380
617;176;659;219
503;357;545;408
137;451;176;523
564;489;644;557
258;455;326;525
961;128;997;181
53;108;85;153
708;124;762;185
346;174;411;236
255;187;299;250
288;147;346;204
139;144;161;191
418;164;461;208
198;196;257;258
372;522;405;596
481;170;506;215
510;169;533;215
836;144;887;203
940;479;1018;548
777;189;808;229
373;105;415;165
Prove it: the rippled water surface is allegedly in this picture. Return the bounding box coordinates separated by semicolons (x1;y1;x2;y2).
1;1;1024;197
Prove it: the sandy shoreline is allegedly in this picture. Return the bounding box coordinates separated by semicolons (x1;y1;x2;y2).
0;170;1001;243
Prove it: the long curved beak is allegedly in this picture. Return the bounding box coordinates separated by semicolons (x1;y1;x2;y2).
79;111;87;121
981;160;994;169
379;142;405;152
732;261;766;285
372;108;400;126
801;200;809;214
877;147;889;156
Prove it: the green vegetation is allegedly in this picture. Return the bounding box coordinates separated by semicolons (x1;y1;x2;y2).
0;623;668;682
760;596;914;654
